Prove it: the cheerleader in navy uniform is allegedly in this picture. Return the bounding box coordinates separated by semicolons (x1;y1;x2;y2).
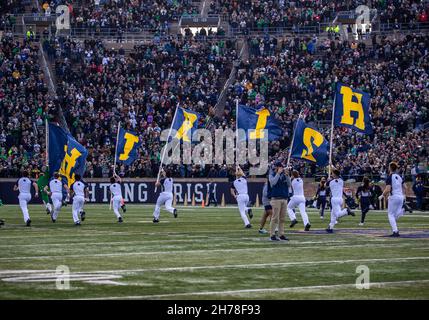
315;177;328;219
356;177;373;226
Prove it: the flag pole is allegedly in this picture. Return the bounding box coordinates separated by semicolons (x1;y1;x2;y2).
235;99;239;170
286;110;303;169
328;95;336;178
110;121;121;210
113;121;121;176
45;118;49;167
155;103;179;192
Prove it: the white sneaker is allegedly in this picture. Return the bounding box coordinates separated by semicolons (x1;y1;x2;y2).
320;216;324;219
335;220;338;224
359;222;364;226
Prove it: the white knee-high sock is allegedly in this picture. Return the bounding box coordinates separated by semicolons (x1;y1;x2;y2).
298;203;309;225
153;205;161;219
388;212;398;232
329;211;337;229
20;200;30;222
287;206;297;221
165;200;175;214
53;202;62;220
239;209;250;226
72;208;80;223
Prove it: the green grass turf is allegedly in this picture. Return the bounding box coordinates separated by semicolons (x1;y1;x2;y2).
0;204;428;300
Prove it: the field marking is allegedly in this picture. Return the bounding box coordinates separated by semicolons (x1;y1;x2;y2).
0;239;351;248
3;204;428;216
1;256;428;275
75;256;429;273
404;215;429;218
82;279;429;299
1;272;124;285
1;242;427;261
136;221;171;223
0;270;53;275
2;226;428;239
3;274;122;283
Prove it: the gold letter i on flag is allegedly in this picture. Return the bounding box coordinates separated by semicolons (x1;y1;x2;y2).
250;109;270;139
175;110;198;142
119;133;139;161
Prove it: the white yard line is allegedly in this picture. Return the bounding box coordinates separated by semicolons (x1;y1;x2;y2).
0;239;350;248
404;215;429;218
82;279;429;299
83;256;429;274
3;225;428;239
0;239;427;262
1;256;428;276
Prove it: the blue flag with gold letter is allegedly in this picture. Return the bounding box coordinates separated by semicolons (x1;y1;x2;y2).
171;107;200;142
48;123;88;187
116;127;141;165
237;105;283;141
334;83;372;134
291;118;329;167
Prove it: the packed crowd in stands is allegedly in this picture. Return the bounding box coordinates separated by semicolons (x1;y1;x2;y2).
209;0;429;32
0;1;428;181
0;0;25;32
46;36;237;179
221;32;428;180
39;0;199;33
0;33;52;178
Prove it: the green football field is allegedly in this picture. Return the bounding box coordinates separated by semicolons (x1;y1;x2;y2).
0;204;428;300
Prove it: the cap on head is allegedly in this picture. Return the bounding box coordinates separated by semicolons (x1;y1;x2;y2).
75;174;81;181
275;161;283;168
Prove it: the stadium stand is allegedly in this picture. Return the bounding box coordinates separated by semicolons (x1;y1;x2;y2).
211;0;429;29
0;34;52;178
45;36;237;178
38;0;199;33
222;33;429;180
0;1;427;182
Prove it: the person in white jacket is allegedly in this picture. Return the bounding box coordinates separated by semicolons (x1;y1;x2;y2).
14;171;39;226
326;168;355;233
230;166;253;229
287;170;311;231
153;169;177;223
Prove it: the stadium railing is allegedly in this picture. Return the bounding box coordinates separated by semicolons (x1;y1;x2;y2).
229;22;429;36
6;12;429;41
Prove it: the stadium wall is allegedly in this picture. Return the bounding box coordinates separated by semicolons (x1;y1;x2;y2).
0;178;412;205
